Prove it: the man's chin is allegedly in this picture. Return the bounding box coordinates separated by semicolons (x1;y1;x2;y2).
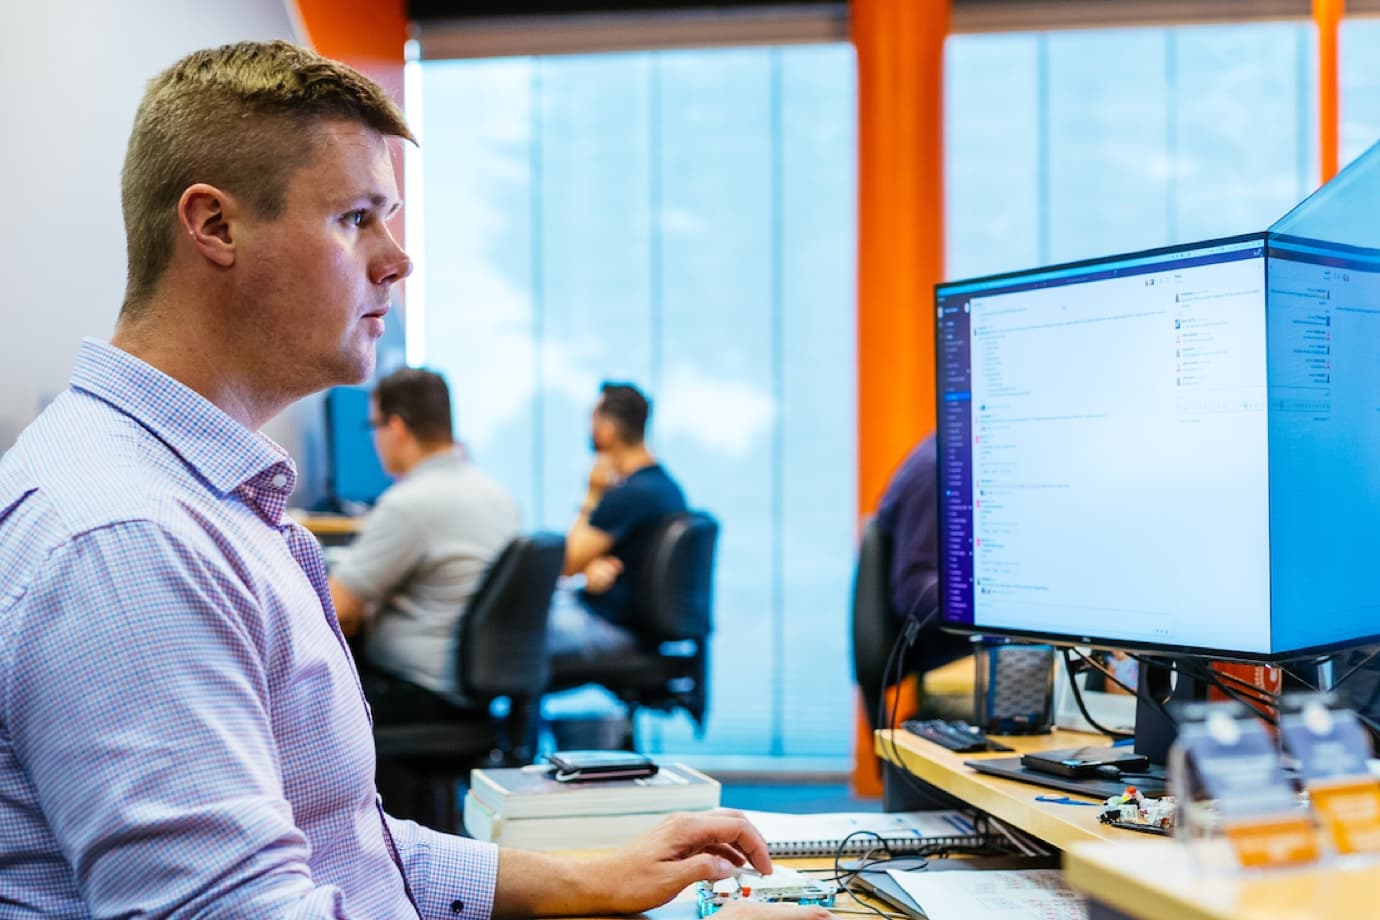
310;348;376;396
341;345;378;386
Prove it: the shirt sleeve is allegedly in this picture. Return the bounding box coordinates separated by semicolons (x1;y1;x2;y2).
887;444;940;622
387;814;499;920
0;521;354;918
588;481;649;544
330;491;426;608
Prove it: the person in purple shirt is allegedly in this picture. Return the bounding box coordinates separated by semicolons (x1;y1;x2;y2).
0;40;823;920
874;433;972;677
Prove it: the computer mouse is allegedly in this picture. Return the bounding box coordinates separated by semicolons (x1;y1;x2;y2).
1093;764;1123;780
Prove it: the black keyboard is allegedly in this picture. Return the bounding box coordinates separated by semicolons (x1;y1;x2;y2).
903;719;1014;753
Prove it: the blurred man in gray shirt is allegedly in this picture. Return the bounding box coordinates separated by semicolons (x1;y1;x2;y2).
329;368;519;721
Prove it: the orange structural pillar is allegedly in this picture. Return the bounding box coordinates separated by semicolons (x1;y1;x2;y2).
291;0;408;102
290;0;410;290
1315;0;1344;185
852;0;949;795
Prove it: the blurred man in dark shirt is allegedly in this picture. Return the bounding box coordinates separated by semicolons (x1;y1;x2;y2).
550;382;687;663
874;433;972;676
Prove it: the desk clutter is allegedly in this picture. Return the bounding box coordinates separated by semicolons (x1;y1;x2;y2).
1171;695;1380;870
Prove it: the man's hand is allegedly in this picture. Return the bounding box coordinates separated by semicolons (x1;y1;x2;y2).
495;810;803;918
586;453;618;498
585;810;775;915
582;555;623;595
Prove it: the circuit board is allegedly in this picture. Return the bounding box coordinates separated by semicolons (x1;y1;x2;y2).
696;868;838;917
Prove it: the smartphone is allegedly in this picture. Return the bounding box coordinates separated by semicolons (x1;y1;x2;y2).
547;750;659;782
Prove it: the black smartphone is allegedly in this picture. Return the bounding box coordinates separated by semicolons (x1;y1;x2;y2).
547;750;659;782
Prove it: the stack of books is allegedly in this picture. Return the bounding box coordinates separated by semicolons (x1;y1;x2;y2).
463;762;721;850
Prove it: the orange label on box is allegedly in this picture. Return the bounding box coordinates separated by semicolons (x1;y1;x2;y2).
1310;778;1380;854
1224;814;1320;867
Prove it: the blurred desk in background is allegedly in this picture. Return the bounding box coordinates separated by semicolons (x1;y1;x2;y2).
295;513;361;547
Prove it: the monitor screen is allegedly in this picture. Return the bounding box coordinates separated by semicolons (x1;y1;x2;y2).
325;385;391;507
934;233;1380;661
1264;235;1380;654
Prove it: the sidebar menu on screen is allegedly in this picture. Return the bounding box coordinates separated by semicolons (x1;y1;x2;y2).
936;299;975;626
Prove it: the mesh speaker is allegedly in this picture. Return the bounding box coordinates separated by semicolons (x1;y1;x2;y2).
974;642;1056;734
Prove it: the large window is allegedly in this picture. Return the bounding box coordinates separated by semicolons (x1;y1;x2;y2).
946;22;1319;280
410;46;859;763
1342;17;1380;166
408;16;1359;766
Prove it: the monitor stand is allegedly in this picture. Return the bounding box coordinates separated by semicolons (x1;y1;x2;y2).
964;655;1208;799
1133;655;1208;767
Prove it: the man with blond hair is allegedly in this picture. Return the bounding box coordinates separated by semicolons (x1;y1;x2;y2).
0;41;824;919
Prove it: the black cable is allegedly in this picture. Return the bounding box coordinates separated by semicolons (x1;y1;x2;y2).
832;831;899;920
1176;659;1282;710
1061;648;1133;740
1176;660;1279;726
1325;647;1380;692
879;617;1004;817
1201;665;1283;703
1084;649;1178;728
1076;648;1142;697
880;608;967;805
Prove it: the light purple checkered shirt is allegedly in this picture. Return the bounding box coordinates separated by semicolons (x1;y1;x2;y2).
0;339;499;918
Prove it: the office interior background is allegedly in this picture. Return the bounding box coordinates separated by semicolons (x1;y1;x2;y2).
6;0;1380;772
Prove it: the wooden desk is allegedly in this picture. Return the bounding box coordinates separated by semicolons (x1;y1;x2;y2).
295;513;361;547
874;727;1134;850
1064;840;1379;920
878;730;1378;919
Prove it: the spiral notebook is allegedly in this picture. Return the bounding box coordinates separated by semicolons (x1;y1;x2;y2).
740;809;982;857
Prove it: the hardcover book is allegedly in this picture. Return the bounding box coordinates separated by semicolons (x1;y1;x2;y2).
467;762;720;820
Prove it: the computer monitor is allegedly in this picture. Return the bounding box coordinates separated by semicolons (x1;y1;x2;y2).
935;231;1380;664
324;385;391;508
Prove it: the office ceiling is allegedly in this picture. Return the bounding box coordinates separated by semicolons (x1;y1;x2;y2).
407;0;842;18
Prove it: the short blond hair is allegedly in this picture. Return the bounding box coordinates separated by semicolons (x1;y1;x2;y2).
120;40;415;316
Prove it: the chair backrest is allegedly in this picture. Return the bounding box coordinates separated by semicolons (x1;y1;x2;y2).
851;517;902;731
458;532;566;702
631;511;719;643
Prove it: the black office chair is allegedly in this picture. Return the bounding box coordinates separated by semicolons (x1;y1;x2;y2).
373;531;565;831
852;517;903;732
852;518;973;810
550;511;719;751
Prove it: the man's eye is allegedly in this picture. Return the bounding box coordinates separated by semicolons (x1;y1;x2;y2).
346;210;368;227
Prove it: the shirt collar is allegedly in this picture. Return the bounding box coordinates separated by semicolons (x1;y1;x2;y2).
70;338;298;523
405;447;464;481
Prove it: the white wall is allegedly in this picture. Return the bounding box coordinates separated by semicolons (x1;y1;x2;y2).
0;0;335;505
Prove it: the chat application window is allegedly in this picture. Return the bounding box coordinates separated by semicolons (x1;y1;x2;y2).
965;242;1272;652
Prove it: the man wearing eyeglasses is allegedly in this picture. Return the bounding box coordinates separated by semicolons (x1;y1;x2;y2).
328;367;519;723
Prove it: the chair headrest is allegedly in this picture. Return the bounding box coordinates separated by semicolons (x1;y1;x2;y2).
459;531;566;701
851;517;903;729
633;511;719;642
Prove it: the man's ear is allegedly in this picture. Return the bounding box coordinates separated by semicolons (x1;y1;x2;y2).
178;183;237;268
